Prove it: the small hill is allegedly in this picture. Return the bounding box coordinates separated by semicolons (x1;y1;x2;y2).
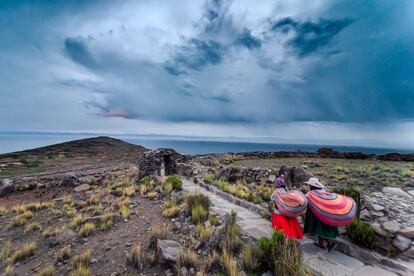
0;137;148;178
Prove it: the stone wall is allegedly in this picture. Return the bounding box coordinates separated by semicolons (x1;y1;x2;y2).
138;148;186;179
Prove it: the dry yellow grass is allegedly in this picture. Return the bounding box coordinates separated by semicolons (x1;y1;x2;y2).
79;223;95;237
119;203;131;219
55;245;72;262
125;245;145;271
70;214;84;230
0;207;8;217
9;211;33;227
123;186;136;197
36;264;55;276
0;241;12;262
8;242;37;264
72;250;91;276
24;222;42;234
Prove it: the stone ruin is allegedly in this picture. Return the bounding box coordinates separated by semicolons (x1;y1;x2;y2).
138;148;186;179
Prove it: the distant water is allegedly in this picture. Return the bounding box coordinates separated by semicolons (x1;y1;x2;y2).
0;133;412;155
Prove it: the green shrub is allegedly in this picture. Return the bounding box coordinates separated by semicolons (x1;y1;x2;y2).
191;205;208;224
333;187;361;217
222;211;241;253
258;231;307;275
184;193;211;212
203;174;215;183
163;175;183;191
346;219;375;248
240;242;262;272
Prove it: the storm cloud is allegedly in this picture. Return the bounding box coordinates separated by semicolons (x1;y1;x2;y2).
1;0;414;147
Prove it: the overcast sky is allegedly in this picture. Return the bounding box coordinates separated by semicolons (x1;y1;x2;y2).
1;0;414;148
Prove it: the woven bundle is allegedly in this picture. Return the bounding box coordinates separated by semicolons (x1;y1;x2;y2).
306;190;356;227
274;189;308;218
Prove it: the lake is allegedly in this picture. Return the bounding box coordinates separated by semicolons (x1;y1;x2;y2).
0;133;411;155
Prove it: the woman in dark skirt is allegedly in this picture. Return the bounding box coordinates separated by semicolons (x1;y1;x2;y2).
303;178;339;251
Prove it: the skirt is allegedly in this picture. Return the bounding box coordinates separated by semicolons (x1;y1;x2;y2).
303;209;339;239
271;212;303;239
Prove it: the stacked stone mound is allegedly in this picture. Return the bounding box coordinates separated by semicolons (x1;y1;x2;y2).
361;187;414;259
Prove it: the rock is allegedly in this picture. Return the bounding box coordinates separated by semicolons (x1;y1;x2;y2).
403;245;414;259
371;223;387;237
359;209;371;221
399;227;414;239
156;240;181;263
173;222;182;231
382;221;401;233
164;269;174;276
408;190;414;197
371;211;385;217
392;234;411;251
0;179;15;196
61;174;80;187
383;187;412;199
111;190;122;197
74;184;91;192
370;203;385;212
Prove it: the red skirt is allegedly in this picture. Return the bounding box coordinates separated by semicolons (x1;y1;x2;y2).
271;212;303;239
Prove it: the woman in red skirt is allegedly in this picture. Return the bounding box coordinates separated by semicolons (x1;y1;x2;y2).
270;175;303;239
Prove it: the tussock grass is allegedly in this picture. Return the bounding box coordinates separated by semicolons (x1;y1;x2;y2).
64;196;74;206
55;245;72;262
259;231;308;275
203;174;215;183
42;226;63;238
175;249;198;274
148;225;167;249
125;245;145;271
24;222;42;234
123;186;136;197
0;241;12;262
70;214;84;230
222;249;239;276
119;203;131;219
162;197;180;218
36;264;55;276
196;224;211;242
240;242;262;272
0;207;7;217
3;265;14;276
191;205;208;224
87;194;99;206
184;193;211;212
204;251;222;273
208;214;219;226
8;242;37;264
99;213;114;230
221;211;241;253
71;250;91;276
163;175;183;191
9;211;33;228
147;191;158;200
79;223;95;237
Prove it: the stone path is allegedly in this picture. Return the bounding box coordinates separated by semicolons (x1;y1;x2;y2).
183;179;410;276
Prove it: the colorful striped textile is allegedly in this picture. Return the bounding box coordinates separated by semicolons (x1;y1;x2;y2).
274;188;308;218
306;190;356;227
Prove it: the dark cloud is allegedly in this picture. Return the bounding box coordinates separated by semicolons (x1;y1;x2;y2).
272;17;353;57
64;37;97;68
164;38;223;75
236;28;261;49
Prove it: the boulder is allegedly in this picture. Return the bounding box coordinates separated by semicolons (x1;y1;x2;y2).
0;179;15;196
61;174;80;187
382;221;402;234
399;227;414;239
392;234;411;252
74;184;91;192
156;240;181;263
383;187;412;199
